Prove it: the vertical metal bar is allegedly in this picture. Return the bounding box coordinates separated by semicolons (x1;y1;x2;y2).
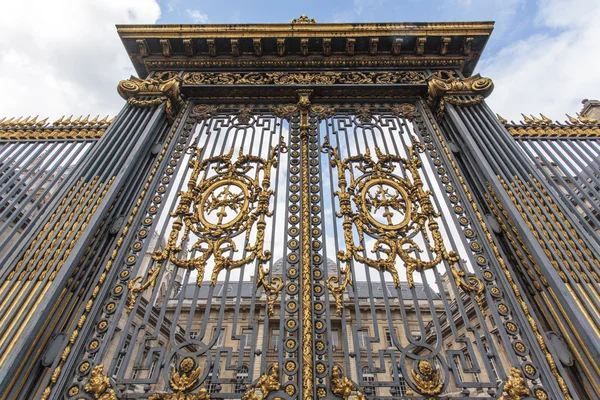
297;91;313;400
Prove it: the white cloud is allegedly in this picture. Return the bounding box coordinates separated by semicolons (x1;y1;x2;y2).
0;0;161;120
480;0;600;121
353;0;384;16
166;0;180;13
186;9;209;23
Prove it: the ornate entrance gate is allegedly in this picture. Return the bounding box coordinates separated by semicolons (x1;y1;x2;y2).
1;18;599;400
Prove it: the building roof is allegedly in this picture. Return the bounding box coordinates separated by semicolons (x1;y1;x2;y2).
177;280;436;300
177;257;437;300
117;19;494;78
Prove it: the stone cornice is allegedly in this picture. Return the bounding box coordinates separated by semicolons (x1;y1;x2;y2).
116;21;495;39
117;20;493;78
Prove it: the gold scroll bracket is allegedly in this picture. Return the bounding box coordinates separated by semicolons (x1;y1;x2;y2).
117;75;183;121
426;74;494;120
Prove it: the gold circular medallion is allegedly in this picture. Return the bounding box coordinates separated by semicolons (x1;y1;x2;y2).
198;180;249;230
361;178;412;231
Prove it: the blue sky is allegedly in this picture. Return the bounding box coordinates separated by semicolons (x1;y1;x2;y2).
0;0;598;121
156;0;536;60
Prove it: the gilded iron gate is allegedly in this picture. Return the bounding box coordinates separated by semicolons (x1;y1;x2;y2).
33;94;572;400
4;19;597;400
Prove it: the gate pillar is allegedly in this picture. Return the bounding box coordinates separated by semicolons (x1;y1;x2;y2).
434;95;600;399
0;75;185;399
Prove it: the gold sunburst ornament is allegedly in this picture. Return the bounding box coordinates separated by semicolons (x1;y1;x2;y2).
323;134;477;314
411;360;444;396
128;137;287;315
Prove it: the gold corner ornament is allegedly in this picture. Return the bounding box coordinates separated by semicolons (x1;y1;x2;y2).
499;367;530;400
241;363;281;400
322;132;481;314
291;14;316;24
426;74;494;119
127;137;287;315
411;360;444;396
331;365;365;400
84;364;117;400
117;75;183;120
148;357;212;400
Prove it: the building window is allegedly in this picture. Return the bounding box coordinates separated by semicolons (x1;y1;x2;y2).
149;356;159;378
481;338;499;381
271;329;280;351
453;355;464;381
357;330;368;349
213;328;225;347
465;354;479;382
241;329;253;349
391;372;407;396
385;329;394;348
362;366;376;396
330;329;339;350
114;337;130;376
235;365;249;393
206;367;219;393
189;330;199;340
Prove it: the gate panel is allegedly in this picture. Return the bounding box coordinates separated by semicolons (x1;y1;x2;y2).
64;103;300;399
312;102;558;399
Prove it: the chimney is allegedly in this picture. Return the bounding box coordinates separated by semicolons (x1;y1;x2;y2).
581;99;600;121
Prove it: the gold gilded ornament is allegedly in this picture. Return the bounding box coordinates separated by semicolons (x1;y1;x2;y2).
117;75;183;120
330;365;364;400
127;136;287;315
84;365;117;400
426;74;494;119
148;358;211;400
291;14;316;23
322;134;461;314
241;363;281;400
499;367;530;400
182;71;430;86
503;112;600;137
411;360;443;396
0;114;112;140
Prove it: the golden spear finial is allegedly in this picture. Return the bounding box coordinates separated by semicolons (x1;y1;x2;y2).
521;113;534;124
539;114;553;124
566;114;580;125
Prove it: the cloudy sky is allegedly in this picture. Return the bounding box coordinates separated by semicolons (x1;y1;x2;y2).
0;0;597;122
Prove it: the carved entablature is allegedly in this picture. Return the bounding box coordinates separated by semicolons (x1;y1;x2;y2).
426;74;494;119
116;21;493;77
117;75;183;120
500;112;600;137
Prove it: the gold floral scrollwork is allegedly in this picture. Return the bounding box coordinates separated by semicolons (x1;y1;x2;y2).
148;357;212;400
84;365;117;400
117;75;183;120
450;264;485;309
499;367;530;400
322;134;461;314
181;71;433;86
127;136;288;316
426;74;494;119
411;360;443;396
242;363;281;400
331;365;365;400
